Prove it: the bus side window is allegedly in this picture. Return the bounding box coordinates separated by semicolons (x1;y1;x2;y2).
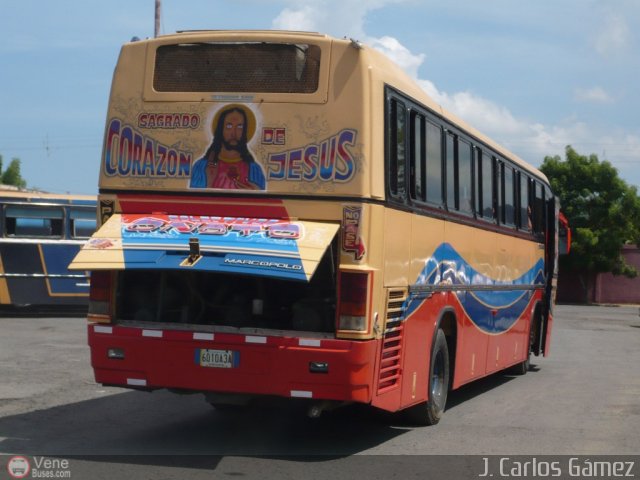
518;172;531;231
457;138;473;215
496;160;503;224
474;147;481;217
425;120;443;206
409;111;426;202
70;208;97;239
502;163;515;226
4;206;63;238
445;132;457;210
51;218;63;237
72;218;97;239
533;181;545;234
481;151;494;220
388;97;407;201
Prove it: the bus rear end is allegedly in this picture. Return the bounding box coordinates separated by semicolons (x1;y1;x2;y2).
70;31;382;412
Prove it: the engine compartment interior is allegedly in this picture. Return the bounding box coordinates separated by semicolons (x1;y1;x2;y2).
115;241;338;333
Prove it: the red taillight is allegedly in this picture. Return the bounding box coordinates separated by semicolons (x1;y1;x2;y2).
88;271;111;322
337;271;370;332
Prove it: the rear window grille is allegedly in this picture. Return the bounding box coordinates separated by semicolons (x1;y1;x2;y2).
154;42;321;93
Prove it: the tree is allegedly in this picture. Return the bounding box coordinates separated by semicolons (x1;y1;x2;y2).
0;154;27;189
541;146;640;301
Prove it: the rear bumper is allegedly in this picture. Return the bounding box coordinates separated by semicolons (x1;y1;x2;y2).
88;324;377;403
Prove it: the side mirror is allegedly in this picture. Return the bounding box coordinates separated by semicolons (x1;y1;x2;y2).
558;212;571;255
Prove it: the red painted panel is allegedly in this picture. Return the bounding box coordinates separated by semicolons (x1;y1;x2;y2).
455;302;489;386
88;325;377;404
115;193;291;219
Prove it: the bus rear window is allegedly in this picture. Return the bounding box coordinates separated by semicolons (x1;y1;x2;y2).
154;42;321;93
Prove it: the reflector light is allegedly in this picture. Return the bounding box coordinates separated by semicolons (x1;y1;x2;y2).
338;315;367;331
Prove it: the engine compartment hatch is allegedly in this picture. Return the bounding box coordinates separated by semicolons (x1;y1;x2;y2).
69;214;339;282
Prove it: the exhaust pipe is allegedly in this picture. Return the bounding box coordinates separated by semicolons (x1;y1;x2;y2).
307;403;324;418
306;400;346;418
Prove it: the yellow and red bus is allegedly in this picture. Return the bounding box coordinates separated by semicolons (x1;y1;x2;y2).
71;31;568;424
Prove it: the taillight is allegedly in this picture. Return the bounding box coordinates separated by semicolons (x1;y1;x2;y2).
88;271;112;323
337;271;371;332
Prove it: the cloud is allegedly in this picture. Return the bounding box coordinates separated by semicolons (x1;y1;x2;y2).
418;77;640;184
269;1;640;186
269;2;567;164
574;87;614;104
377;38;635;175
369;36;425;79
417;79;525;136
271;0;406;39
594;13;631;56
272;6;322;32
424;80;583;161
361;32;638;181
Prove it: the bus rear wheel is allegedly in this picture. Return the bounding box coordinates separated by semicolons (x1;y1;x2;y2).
404;328;450;426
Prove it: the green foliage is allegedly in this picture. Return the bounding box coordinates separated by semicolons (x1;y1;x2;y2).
541;146;640;278
0;154;27;189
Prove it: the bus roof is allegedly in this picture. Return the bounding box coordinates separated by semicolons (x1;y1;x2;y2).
0;187;96;204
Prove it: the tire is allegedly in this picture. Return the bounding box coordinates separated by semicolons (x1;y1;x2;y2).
509;352;530;375
404;328;450;426
510;316;536;375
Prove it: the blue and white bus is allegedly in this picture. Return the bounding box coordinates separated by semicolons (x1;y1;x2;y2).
0;188;96;314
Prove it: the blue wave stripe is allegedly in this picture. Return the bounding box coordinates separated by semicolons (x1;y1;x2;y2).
406;242;545;333
463;290;533;333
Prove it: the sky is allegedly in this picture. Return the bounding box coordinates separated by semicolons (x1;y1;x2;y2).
1;0;639;195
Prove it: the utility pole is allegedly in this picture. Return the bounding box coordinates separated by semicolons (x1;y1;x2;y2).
154;0;161;38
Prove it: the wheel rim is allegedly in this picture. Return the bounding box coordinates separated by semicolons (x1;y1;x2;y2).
431;349;445;406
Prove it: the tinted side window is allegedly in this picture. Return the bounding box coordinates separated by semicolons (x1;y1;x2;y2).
533;181;545;233
458;139;473;215
503;164;515;226
388;98;406;200
481;152;494;219
426;121;443;205
474;148;481;217
446;133;456;209
4;206;64;238
519;173;531;231
410;112;426;202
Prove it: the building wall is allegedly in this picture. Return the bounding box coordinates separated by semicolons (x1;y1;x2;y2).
594;245;640;304
557;268;593;304
557;245;640;305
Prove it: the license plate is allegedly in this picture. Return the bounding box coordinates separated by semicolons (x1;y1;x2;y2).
196;349;239;368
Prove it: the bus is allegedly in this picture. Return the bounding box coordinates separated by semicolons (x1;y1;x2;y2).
70;30;569;424
0;188;96;314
